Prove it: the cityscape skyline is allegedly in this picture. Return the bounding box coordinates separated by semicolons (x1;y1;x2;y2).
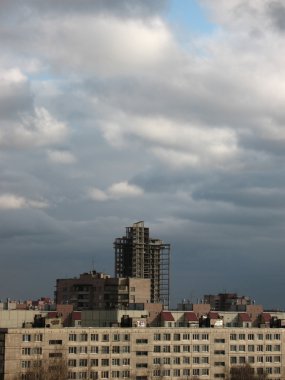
1;0;285;310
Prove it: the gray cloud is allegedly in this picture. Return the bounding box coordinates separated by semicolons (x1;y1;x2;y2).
267;1;285;31
1;0;285;309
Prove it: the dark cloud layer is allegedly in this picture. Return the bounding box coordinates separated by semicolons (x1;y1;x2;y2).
1;0;285;309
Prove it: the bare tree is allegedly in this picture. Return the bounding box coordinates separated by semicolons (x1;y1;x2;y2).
228;364;267;380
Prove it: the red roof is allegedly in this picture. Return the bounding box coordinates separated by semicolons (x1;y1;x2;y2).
184;312;198;322
47;312;58;318
208;312;220;319
161;312;175;322
72;312;82;321
239;313;251;322
261;313;271;322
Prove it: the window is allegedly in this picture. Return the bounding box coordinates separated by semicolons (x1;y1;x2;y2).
230;345;237;352
49;352;62;358
136;363;148;368
79;359;87;367
153;357;161;365
248;356;255;363
248;334;254;340
257;345;263;352
78;372;87;379
154;333;161;341
183;345;190;352
257;356;263;363
273;367;281;374
193;345;200;353
69;347;77;354
183;357;190;364
122;371;130;378
162;370;171;377
22;334;31;342
173;345;180;353
49;340;62;345
173;369;180;377
215;362;225;366
91;334;99;341
101;359;109;366
68;372;77;379
193;357;200;364
183;333;190;340
215;339;225;343
201;369;209;376
214;375;225;378
201;357;209;364
173;357;180;365
248;345;254;352
257;334;263;340
162;345;171;353
274;345;281;351
266;356;272;363
162;357;170;365
122;358;130;366
80;334;88;342
68;359;76;367
136;339;148;344
214;350;225;355
101;347;109;354
22;348;31;355
123;334;130;341
266;345;272;352
34;334;43;342
173;333;180;341
101;371;109;379
112;359;120;366
153;370;161;377
274;334;280;340
202;333;209;340
183;369;190;376
201;345;209;352
113;334;120;342
136;351;148;356
69;334;77;341
193;369;200;376
239;334;245;340
230;334;237;340
90;346;99;354
102;334;109;342
112;346;120;354
154;346;161;353
21;361;31;369
239;357;246;364
231;357;237;364
112;371;120;378
239;345;245;352
90;359;98;367
121;346;130;353
273;356;281;362
193;334;200;340
163;334;171;341
266;334;272;340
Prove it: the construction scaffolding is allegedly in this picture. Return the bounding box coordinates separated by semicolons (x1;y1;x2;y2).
114;221;170;308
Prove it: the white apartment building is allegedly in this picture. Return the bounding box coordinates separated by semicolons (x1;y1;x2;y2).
0;326;284;380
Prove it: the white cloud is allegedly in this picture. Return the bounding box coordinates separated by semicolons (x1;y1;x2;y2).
88;181;144;202
0;194;48;210
88;188;109;202
47;150;76;164
108;181;144;198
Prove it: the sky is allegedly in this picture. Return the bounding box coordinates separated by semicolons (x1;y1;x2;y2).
1;0;285;309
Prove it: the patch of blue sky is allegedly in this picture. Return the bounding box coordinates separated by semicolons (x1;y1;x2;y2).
166;0;217;38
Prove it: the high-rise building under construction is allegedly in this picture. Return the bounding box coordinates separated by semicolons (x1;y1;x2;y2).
114;221;170;308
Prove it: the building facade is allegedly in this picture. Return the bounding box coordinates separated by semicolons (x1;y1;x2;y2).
114;222;170;308
55;271;151;310
1;326;285;380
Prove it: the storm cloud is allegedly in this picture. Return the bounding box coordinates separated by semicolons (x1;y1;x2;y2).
1;0;285;308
